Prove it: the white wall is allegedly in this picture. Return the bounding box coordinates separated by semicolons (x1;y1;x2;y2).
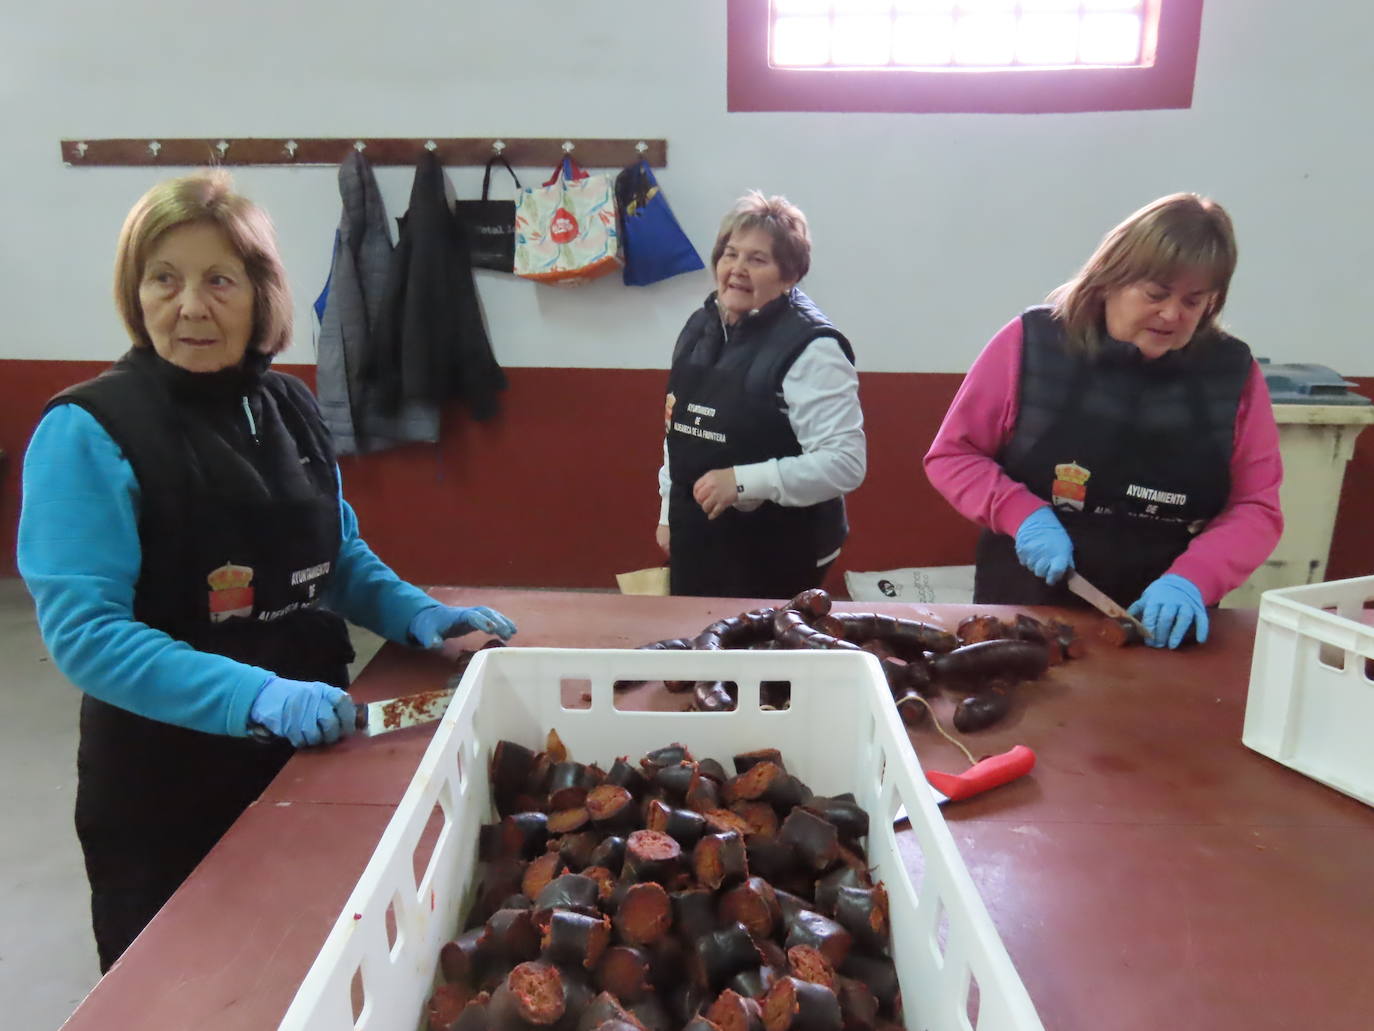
4;1;1371;374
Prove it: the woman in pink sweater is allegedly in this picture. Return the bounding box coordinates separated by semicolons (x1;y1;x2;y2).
925;194;1282;649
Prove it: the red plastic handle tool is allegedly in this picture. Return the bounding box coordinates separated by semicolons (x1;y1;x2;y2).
925;745;1036;803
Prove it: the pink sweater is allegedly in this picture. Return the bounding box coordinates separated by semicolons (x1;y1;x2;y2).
924;317;1284;605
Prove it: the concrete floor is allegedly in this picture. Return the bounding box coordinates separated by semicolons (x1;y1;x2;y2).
0;577;385;1031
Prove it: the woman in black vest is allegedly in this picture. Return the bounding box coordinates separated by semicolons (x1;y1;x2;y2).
17;171;516;972
925;194;1283;648
655;192;867;599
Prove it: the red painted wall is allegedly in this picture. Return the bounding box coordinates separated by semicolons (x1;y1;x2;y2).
2;359;1371;591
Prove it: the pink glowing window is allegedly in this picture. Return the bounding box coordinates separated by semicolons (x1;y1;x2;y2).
727;0;1204;114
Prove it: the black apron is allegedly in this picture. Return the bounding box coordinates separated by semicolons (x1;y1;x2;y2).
666;291;851;600
54;348;353;971
974;312;1245;607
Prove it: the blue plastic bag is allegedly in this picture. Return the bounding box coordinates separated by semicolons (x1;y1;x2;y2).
615;161;704;287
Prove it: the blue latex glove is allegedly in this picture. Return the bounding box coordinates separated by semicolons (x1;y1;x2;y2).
1127;573;1209;650
1014;507;1074;585
249;676;356;747
410;604;518;648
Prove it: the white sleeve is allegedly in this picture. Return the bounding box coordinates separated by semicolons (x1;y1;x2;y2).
732;337;866;508
657;439;671;525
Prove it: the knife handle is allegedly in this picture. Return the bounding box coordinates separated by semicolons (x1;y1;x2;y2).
925;745;1036;802
247;723;277;744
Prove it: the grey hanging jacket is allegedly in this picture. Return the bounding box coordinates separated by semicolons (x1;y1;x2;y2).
316;152;439;454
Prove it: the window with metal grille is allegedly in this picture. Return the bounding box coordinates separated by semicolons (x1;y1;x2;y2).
727;0;1204;113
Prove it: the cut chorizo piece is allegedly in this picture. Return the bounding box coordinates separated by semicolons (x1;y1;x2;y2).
594;945;653;1003
641;743;693;773
785;944;837;992
491;740;541;815
718;875;782;940
778;808;841;872
829;885;889;955
672;888;720;941
692;831;749;891
623;829;683;883
605;758;650;796
812;865;867;916
540;910;612;970
837;955;901;1019
576;992;647;1031
613;881;673;946
587;835;626;875
762;976;843;1031
521;852;567;901
493;812;552;861
441;926;488;986
628;994;674;1031
481;907;542;967
733;749;785;774
730;800;780;839
783;910;853;969
534;873;601;917
702;807;755;837
955;614;1010;645
708;988;765;1031
586;784;637;832
1099;617;1145;647
548;761;599;810
488;961;570;1029
646;799;708;848
685;767;723;813
546;807;590;835
690;921;765;992
428;982;476;1031
834;976;878;1031
801;797;868;843
727;964;780;1003
555;830;602;871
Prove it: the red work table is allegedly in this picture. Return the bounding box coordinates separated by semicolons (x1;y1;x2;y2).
59;590;1374;1031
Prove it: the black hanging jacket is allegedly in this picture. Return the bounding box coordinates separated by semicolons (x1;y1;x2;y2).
365;150;505;420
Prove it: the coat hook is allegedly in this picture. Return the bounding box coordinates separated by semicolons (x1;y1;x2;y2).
73;141;89;159
424;139;438;152
635;140;648;153
148;140;161;157
354;140;367;152
283;140;299;158
216;139;230;157
492;139;506;154
561;140;575;153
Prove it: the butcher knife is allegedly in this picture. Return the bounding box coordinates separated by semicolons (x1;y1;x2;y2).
249;684;458;743
894;745;1037;821
1065;571;1152;641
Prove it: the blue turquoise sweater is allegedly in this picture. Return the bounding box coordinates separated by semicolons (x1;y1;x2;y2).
18;404;440;737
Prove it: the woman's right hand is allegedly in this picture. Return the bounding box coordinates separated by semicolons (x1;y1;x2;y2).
655;523;671;557
248;676;356;747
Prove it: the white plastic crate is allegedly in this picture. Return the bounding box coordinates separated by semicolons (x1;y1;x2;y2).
278;648;1044;1031
1244;575;1374;805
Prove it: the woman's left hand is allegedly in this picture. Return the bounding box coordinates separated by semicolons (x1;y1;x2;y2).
693;468;739;520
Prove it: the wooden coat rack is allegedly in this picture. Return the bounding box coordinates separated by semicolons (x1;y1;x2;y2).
59;137;668;168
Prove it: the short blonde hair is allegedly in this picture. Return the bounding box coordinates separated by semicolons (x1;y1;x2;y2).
710;191;811;284
113;170;293;356
1049;193;1238;356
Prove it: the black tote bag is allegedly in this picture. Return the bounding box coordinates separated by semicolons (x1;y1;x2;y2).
455;155;523;273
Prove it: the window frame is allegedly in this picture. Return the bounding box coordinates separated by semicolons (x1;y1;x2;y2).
726;0;1205;114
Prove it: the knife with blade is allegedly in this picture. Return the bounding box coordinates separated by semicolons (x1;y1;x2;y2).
249;683;458;743
894;745;1037;821
1065;571;1151;641
353;685;458;737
